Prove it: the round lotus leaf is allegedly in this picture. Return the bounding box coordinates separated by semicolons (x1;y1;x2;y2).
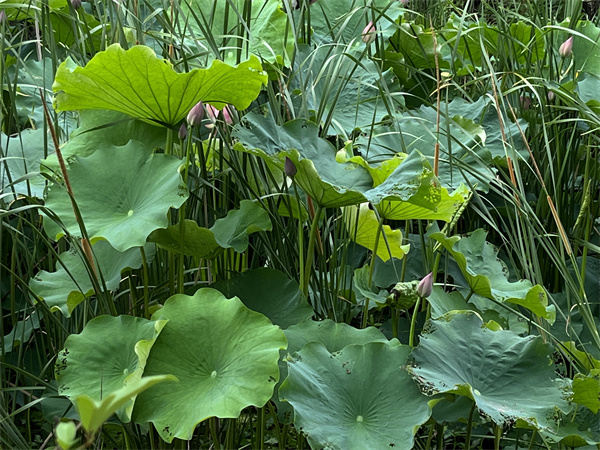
56;315;166;423
132;288;287;442
279;341;431;449
211;268;313;329
44;141;187;251
411;312;570;431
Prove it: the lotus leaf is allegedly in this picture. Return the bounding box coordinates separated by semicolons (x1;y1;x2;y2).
1;128;47;199
29;241;155;317
211;268;312;329
234;114;372;207
75;375;177;435
343;203;410;261
572;369;600;413
133;288;287;442
431;229;555;322
43;141;187;251
3;310;41;353
53;44;267;125
42;109;168;172
56;315;167;422
148;220;221;258
279;341;431;449
276;319;388;421
180;0;294;66
411;312;569;430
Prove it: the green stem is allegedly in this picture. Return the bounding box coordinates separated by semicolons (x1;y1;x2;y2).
209;418;221;450
465;401;476;450
361;214;384;329
293;182;305;291
177;129;194;294
302;205;324;297
140;246;150;319
408;296;421;347
493;423;502;450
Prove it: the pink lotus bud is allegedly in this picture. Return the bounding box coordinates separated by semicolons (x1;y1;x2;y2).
205;105;234;128
0;10;6;24
362;21;376;45
285;157;297;178
71;0;82;9
520;96;531;110
559;36;573;58
417;272;433;298
187;101;204;127
398;0;409;4
547;91;555;101
178;123;188;140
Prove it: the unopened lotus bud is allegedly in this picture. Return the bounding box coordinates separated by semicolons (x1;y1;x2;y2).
559;36;573;58
285;157;297;178
0;10;7;24
178;123;188;140
362;21;376;44
335;149;348;163
398;0;409;5
416;272;433;298
547;90;555;101
187;101;204;127
71;0;82;9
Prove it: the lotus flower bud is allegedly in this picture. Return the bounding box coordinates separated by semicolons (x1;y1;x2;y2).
0;10;7;24
559;36;573;58
285;157;297;178
362;21;376;45
205;105;234;128
398;0;409;5
178;123;188;140
71;0;82;9
186;101;204;127
547;91;555;101
416;272;433;298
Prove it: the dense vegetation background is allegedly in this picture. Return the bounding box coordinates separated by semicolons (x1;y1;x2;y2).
1;0;600;448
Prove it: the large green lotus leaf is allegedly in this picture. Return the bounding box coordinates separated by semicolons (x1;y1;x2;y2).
279;341;431;449
42;110;168;172
148;219;221;258
148;200;271;256
234;114;372;207
50;5;106;51
55;315;167;422
570;20;600;76
275;319;388;421
43;141;187;251
75;375;177;435
362;150;469;221
308;0;405;45
291;45;404;135
343;203;410;261
430;230;555;323
180;0;293;66
5;57;57;129
0;128;47;199
572;369;600;413
210;199;272;251
411;312;569;430
211;268;312;329
53;44;267;125
29;240;155;317
133;288;287;442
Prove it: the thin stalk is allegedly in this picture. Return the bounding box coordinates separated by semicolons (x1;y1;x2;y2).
465;401;476;450
408;296;421;348
302;204;323;297
140;246;150;319
361;214;383;329
293;181;305;289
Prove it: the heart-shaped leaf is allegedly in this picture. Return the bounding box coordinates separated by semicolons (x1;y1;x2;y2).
43;141;187;251
53;44;267;126
133;288;287;442
280;341;431;449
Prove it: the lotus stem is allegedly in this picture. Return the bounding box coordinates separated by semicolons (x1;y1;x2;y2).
361;213;383;329
302;204;324;297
